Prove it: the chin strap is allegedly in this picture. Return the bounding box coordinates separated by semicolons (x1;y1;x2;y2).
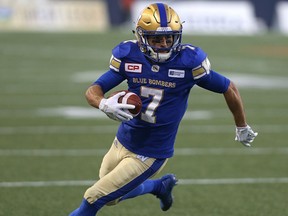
158;53;172;62
148;47;172;62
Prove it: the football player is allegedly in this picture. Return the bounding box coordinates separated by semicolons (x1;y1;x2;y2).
69;3;258;216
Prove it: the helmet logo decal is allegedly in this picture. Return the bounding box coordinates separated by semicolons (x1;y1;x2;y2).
156;27;172;31
156;3;168;27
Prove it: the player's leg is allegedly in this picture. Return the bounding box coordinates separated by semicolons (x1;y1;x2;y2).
101;140;178;211
69;138;122;216
120;173;178;211
87;143;167;202
69;138;167;216
83;152;167;215
103;140;178;211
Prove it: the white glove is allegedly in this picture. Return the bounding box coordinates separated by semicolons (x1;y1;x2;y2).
235;125;258;147
99;91;135;122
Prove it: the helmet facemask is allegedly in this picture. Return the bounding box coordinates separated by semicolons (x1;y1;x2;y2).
136;28;182;62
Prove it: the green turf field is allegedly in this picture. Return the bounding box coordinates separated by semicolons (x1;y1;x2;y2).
0;31;288;216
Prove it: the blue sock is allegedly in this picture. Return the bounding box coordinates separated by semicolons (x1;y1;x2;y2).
69;199;98;216
120;179;162;201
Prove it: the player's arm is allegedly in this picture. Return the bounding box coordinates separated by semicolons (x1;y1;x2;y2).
196;71;246;126
85;70;134;122
86;67;126;108
85;84;104;109
223;81;258;146
197;71;258;146
190;45;258;146
223;81;246;127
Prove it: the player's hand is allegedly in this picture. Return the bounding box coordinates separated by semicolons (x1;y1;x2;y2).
235;125;258;147
99;91;135;122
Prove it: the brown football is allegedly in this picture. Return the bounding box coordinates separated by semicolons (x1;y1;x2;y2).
109;90;142;116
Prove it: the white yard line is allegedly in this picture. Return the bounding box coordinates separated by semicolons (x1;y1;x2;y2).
178;177;288;185
0;124;287;135
0;147;288;157
228;74;288;89
1;177;288;188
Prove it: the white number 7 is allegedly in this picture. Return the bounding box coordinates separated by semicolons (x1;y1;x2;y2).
140;86;164;123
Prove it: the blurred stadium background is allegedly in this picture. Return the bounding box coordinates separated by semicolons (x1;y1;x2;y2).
1;0;288;34
0;0;288;216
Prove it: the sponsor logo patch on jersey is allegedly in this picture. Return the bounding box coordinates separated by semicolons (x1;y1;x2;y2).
125;63;142;73
168;69;185;78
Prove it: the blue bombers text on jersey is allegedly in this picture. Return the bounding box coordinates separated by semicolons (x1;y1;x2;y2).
94;40;230;159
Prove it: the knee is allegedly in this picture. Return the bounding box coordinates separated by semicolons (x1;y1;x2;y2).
84;186;104;204
83;185;120;206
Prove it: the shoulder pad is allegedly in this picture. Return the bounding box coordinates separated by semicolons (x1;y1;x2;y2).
180;44;207;68
180;44;211;80
112;40;138;59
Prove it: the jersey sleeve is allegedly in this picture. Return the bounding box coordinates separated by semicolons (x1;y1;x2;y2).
192;56;211;80
181;45;211;80
93;70;126;93
110;41;134;73
93;42;133;93
181;45;229;93
196;70;230;93
190;47;212;81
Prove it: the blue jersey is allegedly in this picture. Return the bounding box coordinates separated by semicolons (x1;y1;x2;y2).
95;40;230;159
